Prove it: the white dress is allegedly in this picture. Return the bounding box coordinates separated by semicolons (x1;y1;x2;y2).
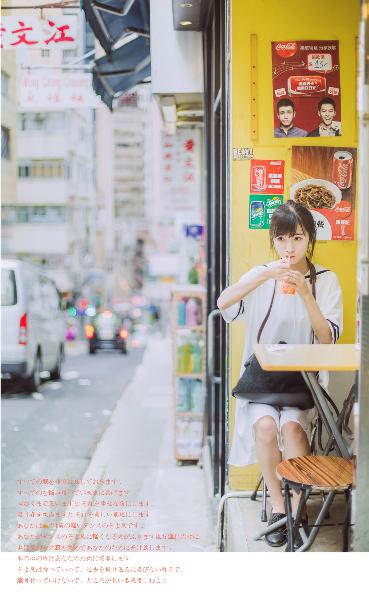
219;262;343;466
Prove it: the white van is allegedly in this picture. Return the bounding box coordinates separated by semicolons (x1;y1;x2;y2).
1;258;65;392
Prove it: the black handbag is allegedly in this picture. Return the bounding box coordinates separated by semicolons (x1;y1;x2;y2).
231;261;317;410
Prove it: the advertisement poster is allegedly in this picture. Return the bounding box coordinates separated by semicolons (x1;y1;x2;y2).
249;159;284;229
250;159;285;194
291;146;356;240
271;40;341;138
249;194;283;229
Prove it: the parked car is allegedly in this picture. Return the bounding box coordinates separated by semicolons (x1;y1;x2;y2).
85;310;129;354
1;259;65;392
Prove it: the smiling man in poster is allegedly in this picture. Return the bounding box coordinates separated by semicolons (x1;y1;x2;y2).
308;97;342;137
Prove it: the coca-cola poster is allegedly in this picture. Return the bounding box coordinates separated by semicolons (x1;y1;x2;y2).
250;159;285;194
290;146;356;240
272;41;342;138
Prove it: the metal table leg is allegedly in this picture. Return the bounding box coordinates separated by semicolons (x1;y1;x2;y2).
302;371;351;459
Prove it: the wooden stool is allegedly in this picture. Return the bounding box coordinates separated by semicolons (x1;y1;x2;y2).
276;456;354;552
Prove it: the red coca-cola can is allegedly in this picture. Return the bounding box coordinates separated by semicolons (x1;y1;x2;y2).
251;165;266;192
332;151;353;190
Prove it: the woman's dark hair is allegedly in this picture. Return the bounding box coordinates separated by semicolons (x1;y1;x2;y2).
269;200;316;258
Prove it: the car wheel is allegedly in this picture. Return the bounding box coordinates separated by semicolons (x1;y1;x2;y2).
24;353;42;393
50;345;64;380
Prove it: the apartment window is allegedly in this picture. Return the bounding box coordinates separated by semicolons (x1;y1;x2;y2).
40;49;50;57
1;126;10;159
62;48;78;62
1;206;17;224
12;206;66;224
18;159;67;178
1;71;10;97
19;112;65;132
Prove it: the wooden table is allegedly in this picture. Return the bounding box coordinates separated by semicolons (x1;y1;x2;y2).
253;344;360;458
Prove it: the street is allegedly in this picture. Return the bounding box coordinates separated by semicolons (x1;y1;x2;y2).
1;341;144;552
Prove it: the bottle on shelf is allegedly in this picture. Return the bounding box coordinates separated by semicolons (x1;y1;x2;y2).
185;297;199;327
176;378;189;411
178;333;193;374
177;342;186;373
190;379;204;412
189;420;203;456
177;298;187;326
176;418;190;456
191;334;203;373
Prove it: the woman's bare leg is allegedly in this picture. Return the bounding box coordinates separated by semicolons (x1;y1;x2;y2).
254;416;285;513
282;421;310;513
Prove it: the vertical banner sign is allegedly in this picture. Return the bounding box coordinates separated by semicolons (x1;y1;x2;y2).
291;146;356;240
249;159;284;229
271;41;341;138
161;130;201;213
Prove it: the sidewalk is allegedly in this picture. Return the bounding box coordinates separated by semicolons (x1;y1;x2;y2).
49;334;216;552
225;493;348;552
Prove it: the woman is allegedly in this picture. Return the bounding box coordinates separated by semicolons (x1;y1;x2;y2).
217;200;343;547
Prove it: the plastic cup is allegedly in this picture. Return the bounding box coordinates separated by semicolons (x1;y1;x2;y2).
280;258;295;295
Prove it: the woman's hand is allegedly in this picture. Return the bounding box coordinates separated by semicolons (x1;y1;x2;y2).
265;260;291;282
283;270;311;298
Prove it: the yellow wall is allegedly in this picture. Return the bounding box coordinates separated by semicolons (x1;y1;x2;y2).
229;0;361;490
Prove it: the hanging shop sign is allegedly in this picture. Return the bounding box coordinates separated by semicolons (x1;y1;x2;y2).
19;71;100;109
250;159;285;194
291;146;357;240
183;225;204;239
271;40;341;138
160;129;201;213
1;16;78;49
249;194;283;229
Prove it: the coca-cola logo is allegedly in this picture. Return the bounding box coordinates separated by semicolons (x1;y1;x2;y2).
275;42;298;58
252;167;266;190
337;163;349;187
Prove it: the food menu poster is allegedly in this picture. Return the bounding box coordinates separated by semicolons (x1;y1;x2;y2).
272;40;341;138
290;146;356;240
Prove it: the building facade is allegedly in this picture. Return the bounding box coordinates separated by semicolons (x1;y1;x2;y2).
1;6;97;293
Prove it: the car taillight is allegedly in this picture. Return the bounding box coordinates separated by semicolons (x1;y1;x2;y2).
19;313;28;345
85;324;95;339
119;329;128;339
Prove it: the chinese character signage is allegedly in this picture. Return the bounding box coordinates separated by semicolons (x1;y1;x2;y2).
160;130;201;214
250;159;285;194
249;195;283;229
291;146;356;240
19;72;100;109
1;16;77;49
271;41;342;138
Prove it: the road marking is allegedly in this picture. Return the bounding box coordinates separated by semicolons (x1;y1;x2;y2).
62;371;79;380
